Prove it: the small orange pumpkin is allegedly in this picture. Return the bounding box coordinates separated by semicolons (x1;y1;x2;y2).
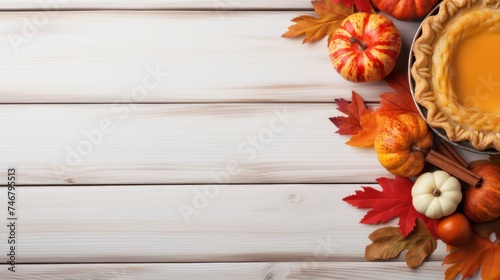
374;114;433;177
371;0;441;21
437;212;472;247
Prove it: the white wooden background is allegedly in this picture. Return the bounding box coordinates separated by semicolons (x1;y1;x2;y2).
0;1;486;279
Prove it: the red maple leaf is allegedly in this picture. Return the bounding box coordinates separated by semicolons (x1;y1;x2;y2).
343;176;439;238
330;91;372;135
376;71;420;118
332;0;372;13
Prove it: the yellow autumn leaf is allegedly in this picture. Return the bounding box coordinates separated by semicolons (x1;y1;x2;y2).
282;0;353;44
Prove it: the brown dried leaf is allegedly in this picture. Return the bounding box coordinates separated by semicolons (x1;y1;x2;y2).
365;219;437;268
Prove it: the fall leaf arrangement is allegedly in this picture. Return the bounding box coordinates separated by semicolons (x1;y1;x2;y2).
283;0;499;279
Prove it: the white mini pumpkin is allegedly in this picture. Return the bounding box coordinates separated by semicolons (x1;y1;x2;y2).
411;170;462;219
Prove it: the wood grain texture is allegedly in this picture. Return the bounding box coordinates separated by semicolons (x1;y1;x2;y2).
0;0;313;10
0;262;477;280
0;11;419;103
0;104;391;185
0;184;448;264
0;5;479;280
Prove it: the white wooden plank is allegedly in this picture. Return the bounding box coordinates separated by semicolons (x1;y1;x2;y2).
0;0;313;10
0;262;478;280
0;104;391;185
0;11;419;103
0;184;449;263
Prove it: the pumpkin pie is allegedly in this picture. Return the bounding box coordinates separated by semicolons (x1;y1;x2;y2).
411;0;500;151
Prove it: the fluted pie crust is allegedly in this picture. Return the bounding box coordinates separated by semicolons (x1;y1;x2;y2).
412;0;500;151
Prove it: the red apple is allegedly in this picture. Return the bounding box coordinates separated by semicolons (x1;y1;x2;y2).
329;12;401;83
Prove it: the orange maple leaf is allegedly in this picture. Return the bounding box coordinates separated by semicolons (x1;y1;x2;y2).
330;91;373;135
347;112;389;147
443;233;500;280
376;71;420;118
282;0;353;44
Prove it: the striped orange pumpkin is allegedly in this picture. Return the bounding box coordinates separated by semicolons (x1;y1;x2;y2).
371;0;441;21
329;13;401;83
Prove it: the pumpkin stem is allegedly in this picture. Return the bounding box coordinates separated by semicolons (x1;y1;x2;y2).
432;189;441;197
349;37;368;51
411;144;430;155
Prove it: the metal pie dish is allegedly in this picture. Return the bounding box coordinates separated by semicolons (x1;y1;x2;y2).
408;3;500;155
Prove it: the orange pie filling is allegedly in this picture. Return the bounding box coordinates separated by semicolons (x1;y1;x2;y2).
431;8;500;133
452;33;500;114
412;0;500;150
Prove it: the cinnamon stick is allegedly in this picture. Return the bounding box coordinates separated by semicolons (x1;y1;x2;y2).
425;150;481;187
434;138;468;168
